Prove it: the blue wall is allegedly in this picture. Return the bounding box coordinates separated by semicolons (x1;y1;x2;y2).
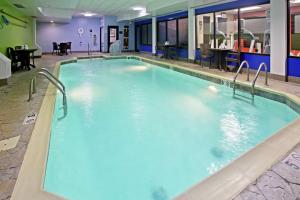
288;57;300;77
140;45;152;53
241;53;270;72
102;16;135;52
195;49;270;71
37;17;102;53
157;11;188;22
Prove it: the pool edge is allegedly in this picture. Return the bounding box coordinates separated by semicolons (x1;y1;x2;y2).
11;55;300;200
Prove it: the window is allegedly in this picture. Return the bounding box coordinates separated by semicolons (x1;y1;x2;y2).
195;4;270;55
215;9;238;51
240;4;271;54
141;24;152;45
178;18;188;48
167;20;177;45
147;24;152;45
157;17;188;48
196;13;214;49
289;0;300;57
158;21;167;45
141;24;148;45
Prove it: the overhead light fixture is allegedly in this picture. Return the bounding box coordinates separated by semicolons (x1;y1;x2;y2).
81;12;96;17
240;6;261;12
37;7;43;14
132;6;145;11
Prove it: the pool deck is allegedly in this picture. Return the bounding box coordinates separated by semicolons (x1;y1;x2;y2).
0;53;300;200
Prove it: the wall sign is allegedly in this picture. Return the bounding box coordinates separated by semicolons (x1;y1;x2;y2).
23;113;37;125
78;27;84;37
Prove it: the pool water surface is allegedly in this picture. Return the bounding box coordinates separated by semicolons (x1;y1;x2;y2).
44;58;298;200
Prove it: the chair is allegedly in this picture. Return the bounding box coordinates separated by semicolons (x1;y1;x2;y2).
200;44;213;67
15;46;23;50
225;51;241;71
263;45;270;54
52;42;59;55
168;46;178;60
59;43;68;55
6;47;21;72
66;42;72;54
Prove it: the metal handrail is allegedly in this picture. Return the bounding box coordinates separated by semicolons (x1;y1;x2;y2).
233;60;250;95
28;69;67;115
251;62;268;97
39;68;65;92
28;77;36;101
38;71;67;106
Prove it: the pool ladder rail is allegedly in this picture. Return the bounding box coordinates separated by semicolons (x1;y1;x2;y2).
28;68;67;115
233;60;250;95
251;62;268;97
233;61;268;98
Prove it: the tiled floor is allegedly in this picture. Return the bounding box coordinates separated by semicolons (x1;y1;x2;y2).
0;53;300;200
234;145;300;200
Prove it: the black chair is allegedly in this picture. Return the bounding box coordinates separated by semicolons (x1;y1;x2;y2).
66;42;72;54
15;46;23;50
200;44;213;68
7;47;22;72
59;43;68;55
225;51;241;71
52;42;59;55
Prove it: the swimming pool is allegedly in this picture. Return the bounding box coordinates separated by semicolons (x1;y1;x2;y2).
44;58;299;200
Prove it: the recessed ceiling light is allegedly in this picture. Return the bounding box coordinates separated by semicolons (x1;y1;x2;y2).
132;6;145;11
81;12;96;17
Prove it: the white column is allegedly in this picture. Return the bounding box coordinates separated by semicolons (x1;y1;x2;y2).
32;18;43;56
188;7;196;61
152;16;157;55
270;0;287;77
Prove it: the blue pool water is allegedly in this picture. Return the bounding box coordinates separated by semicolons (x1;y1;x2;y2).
45;58;298;200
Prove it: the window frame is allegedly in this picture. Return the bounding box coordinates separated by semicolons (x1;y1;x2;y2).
156;16;189;49
287;0;300;59
195;3;271;56
140;23;152;46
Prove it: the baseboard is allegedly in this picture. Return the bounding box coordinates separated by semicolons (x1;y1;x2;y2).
270;73;286;81
288;76;300;84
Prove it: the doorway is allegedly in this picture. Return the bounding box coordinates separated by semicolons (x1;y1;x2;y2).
100;27;103;52
107;26;119;53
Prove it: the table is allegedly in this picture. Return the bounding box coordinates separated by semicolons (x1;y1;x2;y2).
161;44;177;59
14;49;37;70
58;43;68;56
209;48;232;70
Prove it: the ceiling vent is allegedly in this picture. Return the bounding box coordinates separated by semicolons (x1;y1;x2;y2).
13;3;25;9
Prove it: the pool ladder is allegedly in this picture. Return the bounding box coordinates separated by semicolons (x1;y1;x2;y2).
28;68;67;115
233;61;268;98
233;60;250;95
251;63;268;97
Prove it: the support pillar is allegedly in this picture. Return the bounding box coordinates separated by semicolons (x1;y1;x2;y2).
152;16;157;55
270;0;287;78
188;7;196;61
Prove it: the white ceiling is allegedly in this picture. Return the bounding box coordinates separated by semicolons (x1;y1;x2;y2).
4;0;192;22
3;0;243;22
